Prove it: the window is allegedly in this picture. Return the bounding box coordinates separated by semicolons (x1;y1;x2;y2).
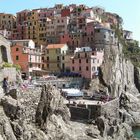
16;56;19;60
85;53;87;57
72;59;74;64
57;64;59;67
30;63;32;68
78;53;80;58
72;67;75;71
56;49;60;54
72;41;74;45
16;48;19;51
79;66;81;71
86;66;89;71
86;59;88;63
57;56;60;61
92;66;96;71
62;56;65;60
77;41;78;46
42;57;44;61
47;56;49;61
47;64;49;68
42;64;44;69
93;58;96;63
79;59;81;63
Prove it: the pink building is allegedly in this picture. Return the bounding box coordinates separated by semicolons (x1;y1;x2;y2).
70;47;104;79
60;34;71;44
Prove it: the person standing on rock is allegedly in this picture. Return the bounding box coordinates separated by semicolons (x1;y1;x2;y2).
2;77;9;94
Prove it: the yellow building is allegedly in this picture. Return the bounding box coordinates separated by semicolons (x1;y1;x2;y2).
25;10;40;45
45;44;68;73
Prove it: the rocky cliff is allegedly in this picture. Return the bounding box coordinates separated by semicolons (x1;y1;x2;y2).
90;43;140;139
91;43;139;97
0;85;102;140
0;38;139;139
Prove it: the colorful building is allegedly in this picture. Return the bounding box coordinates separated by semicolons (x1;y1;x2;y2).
103;12;123;27
94;26;116;48
0;13;16;31
70;47;104;79
0;29;12;39
11;39;35;48
45;44;68;73
123;30;133;41
46;16;70;36
11;40;43;77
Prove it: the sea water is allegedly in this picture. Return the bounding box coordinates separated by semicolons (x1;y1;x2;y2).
133;127;140;139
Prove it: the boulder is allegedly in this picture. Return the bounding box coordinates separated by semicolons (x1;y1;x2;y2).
35;84;70;128
1;96;23;120
6;89;18;100
0;106;17;140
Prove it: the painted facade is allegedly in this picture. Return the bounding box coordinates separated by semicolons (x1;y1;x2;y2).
70;47;104;79
45;44;68;73
11;40;43;76
0;13;16;31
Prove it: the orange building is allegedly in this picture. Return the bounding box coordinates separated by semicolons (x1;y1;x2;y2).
11;44;43;78
11;45;28;74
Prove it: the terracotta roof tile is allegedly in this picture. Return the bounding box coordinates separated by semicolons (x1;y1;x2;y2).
47;44;66;49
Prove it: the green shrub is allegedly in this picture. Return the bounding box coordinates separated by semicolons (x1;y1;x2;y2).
2;62;13;68
13;64;21;71
2;62;21;71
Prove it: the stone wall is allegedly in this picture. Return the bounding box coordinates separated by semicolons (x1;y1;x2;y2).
0;34;12;64
0;67;16;82
88;104;102;120
69;106;90;120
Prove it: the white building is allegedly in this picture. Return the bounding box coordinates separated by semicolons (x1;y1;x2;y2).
11;39;35;48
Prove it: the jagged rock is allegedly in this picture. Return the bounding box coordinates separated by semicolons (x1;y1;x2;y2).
1;96;23;120
134;67;140;93
96;116;107;137
0;84;136;140
35;84;70;128
96;115;134;140
85;127;100;138
11;121;23;138
0;106;17;140
34;85;100;140
6;89;18;100
90;44;139;97
18;121;49;140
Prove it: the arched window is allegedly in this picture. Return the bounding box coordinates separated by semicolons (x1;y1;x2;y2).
0;45;8;62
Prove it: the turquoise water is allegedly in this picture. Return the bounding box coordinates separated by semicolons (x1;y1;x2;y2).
133;127;140;139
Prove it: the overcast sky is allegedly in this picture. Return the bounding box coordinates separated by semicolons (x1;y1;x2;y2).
0;0;140;42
